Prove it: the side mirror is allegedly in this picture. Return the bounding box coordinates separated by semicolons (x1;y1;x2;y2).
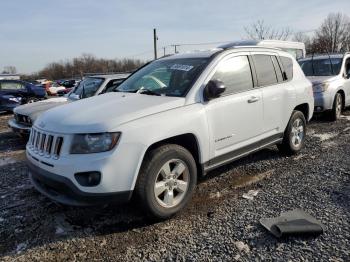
204;80;226;101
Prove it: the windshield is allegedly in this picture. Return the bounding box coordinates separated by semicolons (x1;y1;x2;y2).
116;58;209;97
299;58;343;76
68;77;104;99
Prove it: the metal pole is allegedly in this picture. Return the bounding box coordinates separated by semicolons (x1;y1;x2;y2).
153;28;157;60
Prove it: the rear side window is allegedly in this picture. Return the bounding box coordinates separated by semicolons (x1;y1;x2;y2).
212;56;253;95
253;55;278;86
280;56;294;80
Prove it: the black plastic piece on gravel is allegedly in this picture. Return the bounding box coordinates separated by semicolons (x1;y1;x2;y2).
260;209;325;238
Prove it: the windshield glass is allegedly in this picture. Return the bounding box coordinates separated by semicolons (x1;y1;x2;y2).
299;58;343;76
116;58;209;97
68;77;104;99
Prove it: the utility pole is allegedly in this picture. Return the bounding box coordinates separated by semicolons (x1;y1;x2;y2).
153;28;158;60
172;44;180;54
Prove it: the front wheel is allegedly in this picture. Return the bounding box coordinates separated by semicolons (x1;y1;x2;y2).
135;144;197;219
278;110;306;155
329;93;342;121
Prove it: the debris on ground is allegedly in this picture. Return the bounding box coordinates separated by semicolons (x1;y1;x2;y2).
242;189;259;200
260;209;325;238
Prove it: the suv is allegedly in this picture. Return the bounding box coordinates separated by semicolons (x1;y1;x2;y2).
26;46;313;218
0;80;46;112
298;53;350;120
8;74;129;136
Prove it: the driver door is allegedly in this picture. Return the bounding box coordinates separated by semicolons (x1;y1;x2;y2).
204;54;264;165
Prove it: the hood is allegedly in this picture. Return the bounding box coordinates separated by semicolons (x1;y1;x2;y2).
307;75;338;85
14;97;69;121
35;92;185;133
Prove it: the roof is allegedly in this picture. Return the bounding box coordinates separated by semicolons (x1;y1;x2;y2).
161;49;221;60
87;73;130;79
299;54;345;61
0;73;20;76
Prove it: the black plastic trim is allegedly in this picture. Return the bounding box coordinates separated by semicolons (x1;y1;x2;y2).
203;133;283;172
27;160;132;206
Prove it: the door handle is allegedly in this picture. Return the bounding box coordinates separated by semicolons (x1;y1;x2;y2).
247;96;260;103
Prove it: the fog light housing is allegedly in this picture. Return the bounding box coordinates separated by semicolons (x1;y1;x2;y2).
75;171;101;187
315;106;323;112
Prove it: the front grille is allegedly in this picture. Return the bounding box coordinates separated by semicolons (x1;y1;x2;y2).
29;128;64;159
15;113;32;126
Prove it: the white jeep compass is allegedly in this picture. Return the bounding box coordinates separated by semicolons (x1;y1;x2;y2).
26;44;314;218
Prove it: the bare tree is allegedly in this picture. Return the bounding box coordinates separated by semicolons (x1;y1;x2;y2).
244;20;293;40
2;66;17;74
312;13;350;53
292;32;313;53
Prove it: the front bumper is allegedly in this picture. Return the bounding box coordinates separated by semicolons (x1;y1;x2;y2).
313;92;333;112
27;160;133;206
8;118;31;135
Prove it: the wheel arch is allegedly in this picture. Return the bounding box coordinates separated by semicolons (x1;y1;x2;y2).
294;103;309;122
141;133;203;177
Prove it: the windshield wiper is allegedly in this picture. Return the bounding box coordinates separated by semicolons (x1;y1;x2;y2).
137;88;161;96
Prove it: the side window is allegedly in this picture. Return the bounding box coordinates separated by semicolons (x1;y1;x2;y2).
280;56;294;80
253;55;278;86
271;56;284;82
212;56;253;95
0;81;24;90
345;58;350;76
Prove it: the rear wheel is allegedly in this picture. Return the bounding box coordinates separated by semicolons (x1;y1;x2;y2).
278;110;306;155
135;144;197;219
329;93;342;121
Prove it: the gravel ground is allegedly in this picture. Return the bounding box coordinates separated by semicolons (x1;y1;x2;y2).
0;110;349;261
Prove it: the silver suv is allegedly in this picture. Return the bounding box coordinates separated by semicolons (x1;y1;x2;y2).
299;53;350;120
27;45;313;218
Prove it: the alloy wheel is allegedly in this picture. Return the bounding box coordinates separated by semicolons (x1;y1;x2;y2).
154;159;190;208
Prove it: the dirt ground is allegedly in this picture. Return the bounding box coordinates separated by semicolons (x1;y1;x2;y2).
0;110;349;261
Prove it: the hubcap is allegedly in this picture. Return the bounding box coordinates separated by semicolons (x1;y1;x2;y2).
336;95;342;118
291;118;304;147
154;159;189;208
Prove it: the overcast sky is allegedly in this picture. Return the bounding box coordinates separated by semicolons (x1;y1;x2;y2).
1;0;349;73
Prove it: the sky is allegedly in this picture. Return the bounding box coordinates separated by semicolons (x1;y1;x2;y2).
1;0;349;74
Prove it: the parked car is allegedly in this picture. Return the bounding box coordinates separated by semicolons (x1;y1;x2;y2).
44;81;67;96
8;74;128;136
298;52;350;121
26;45;313;219
56;80;81;96
0;80;46;112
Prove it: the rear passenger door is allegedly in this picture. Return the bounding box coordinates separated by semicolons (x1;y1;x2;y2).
205;54;264;162
252;53;295;137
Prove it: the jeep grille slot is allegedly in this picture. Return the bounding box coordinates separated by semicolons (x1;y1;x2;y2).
29;128;64;159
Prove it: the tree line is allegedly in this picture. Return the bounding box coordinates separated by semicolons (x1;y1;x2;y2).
22;54;145;81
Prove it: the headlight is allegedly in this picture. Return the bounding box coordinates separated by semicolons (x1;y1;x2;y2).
3;95;21;103
312;82;329;93
70;132;121;154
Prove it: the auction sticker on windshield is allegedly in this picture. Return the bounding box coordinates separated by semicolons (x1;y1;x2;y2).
170;64;194;71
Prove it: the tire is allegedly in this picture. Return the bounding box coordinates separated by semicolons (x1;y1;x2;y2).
26;97;39;104
329;93;342;121
277;110;306;155
135;144;197;219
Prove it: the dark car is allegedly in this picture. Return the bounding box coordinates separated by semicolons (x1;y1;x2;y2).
0;80;46;112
